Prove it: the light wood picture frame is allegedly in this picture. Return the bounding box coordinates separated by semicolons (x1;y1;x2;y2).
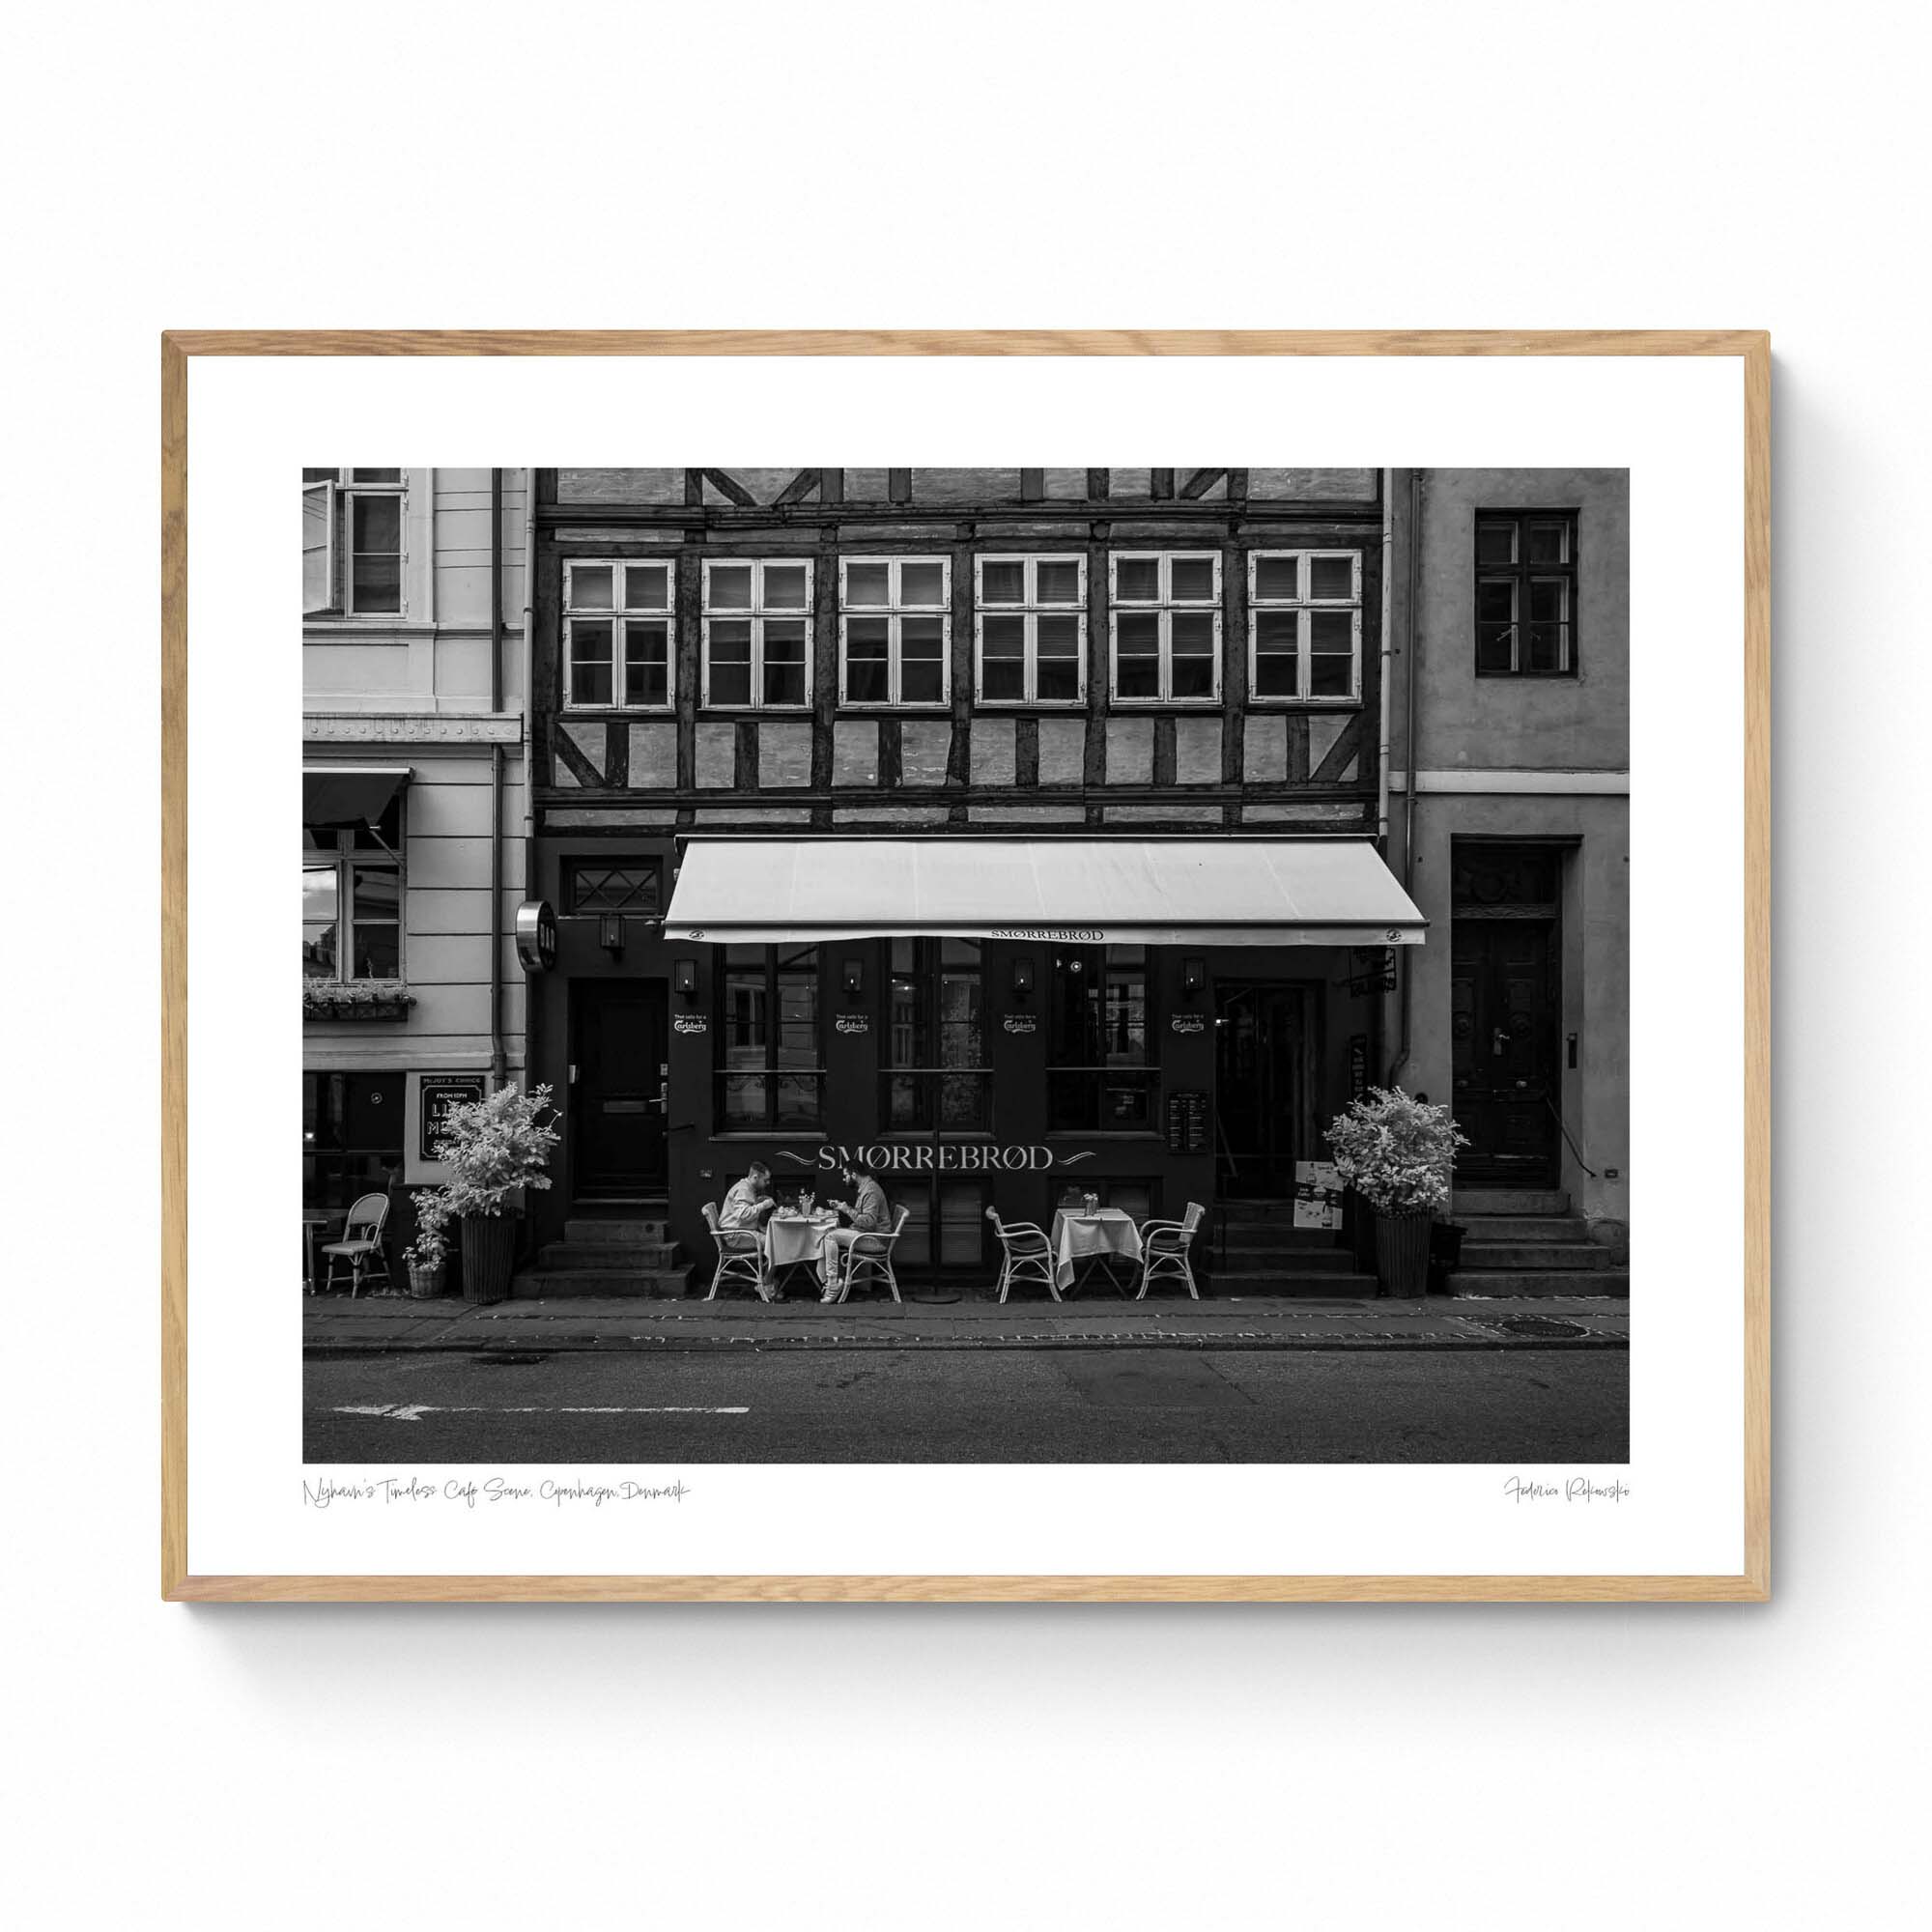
161;329;1769;1603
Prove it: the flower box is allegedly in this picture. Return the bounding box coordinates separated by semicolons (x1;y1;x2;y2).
302;979;415;1022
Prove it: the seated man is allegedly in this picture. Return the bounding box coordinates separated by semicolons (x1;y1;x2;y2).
719;1160;778;1293
819;1159;892;1304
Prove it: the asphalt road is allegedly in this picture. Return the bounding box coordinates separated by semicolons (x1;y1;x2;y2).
304;1347;1627;1463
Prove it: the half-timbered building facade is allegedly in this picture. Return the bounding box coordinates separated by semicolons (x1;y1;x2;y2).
520;467;1427;1282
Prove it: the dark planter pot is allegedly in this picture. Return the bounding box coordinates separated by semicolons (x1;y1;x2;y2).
1374;1209;1434;1298
460;1212;519;1304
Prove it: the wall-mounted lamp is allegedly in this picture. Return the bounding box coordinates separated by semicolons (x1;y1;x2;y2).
600;915;626;957
1010;956;1036;1002
673;956;698;1000
1181;954;1207;999
841;957;866;1001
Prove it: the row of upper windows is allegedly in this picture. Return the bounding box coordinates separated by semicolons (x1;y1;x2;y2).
561;551;1366;712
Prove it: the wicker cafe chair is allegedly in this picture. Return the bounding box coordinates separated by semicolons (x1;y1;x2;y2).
321;1192;393;1297
985;1207;1061;1304
1134;1201;1206;1301
702;1202;772;1302
831;1204;912;1305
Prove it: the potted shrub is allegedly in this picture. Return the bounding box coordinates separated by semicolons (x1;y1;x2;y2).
1324;1087;1469;1298
403;1186;454;1298
430;1082;561;1305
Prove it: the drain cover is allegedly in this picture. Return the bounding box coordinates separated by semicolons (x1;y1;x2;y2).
1495;1316;1587;1339
473;1350;551;1366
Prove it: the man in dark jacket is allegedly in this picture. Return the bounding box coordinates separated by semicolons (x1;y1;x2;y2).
820;1159;893;1302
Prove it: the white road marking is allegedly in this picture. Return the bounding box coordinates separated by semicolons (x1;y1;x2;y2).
332;1403;749;1422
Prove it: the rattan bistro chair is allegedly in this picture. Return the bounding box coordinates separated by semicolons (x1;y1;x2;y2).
702;1202;771;1302
1134;1201;1206;1300
986;1207;1061;1304
831;1204;912;1305
320;1192;393;1297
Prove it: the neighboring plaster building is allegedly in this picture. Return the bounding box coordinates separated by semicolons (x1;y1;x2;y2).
301;468;531;1229
1384;469;1630;1253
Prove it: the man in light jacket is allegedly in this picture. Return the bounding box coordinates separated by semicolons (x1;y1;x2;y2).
820;1159;892;1303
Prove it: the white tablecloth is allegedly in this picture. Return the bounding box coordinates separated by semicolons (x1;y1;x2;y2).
765;1213;839;1281
1050;1209;1144;1290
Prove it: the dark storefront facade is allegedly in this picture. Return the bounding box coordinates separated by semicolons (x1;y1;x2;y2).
524;467;1421;1278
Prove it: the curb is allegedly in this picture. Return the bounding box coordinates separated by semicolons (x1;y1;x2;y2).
305;1329;1628;1356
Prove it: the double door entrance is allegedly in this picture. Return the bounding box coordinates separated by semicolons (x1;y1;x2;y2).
570;981;668;1201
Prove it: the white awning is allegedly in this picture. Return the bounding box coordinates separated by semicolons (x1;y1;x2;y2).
664;838;1426;948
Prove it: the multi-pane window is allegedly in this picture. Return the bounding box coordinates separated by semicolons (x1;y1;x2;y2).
1248;551;1363;702
302;794;403;981
1475;512;1578;675
839;557;950;705
1109;552;1221;701
976;554;1086;704
562;859;663;915
703;559;813;707
301;469;406;616
895;1179;991;1271
564;558;674;708
884;939;988;1129
1047;945;1156;1130
719;945;822;1129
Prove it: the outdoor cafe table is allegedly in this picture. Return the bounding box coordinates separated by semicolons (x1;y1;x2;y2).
764;1210;840;1293
1049;1208;1144;1293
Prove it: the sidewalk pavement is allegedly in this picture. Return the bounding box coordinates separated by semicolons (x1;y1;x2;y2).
304;1289;1628;1353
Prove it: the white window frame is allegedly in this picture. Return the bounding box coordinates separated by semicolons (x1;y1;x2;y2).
302;829;405;984
562;556;677;711
1107;551;1223;704
302;476;336;615
1246;550;1364;705
700;557;816;710
973;554;1088;706
301;468;410;618
838;555;952;709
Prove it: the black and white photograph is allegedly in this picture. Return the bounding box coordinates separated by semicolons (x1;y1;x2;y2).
300;463;1631;1464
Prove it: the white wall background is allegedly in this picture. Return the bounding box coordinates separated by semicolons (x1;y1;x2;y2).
2;3;1924;1926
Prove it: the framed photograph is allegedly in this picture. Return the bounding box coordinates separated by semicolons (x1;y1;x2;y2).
161;330;1768;1602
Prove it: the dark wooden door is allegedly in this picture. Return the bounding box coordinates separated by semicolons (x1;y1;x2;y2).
571;982;668;1199
1451;922;1558;1185
1214;984;1309;1199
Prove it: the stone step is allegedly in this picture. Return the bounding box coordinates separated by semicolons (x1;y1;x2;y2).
1448;1214;1589;1240
510;1267;694;1300
1205;1270;1381;1297
1452;1189;1570;1215
1460;1241;1612;1270
1217;1225;1360;1250
1446;1268;1628;1298
563;1218;668;1245
538;1241;681;1269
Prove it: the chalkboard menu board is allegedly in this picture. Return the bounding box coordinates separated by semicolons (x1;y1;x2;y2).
419;1074;486;1162
1165;1088;1209;1154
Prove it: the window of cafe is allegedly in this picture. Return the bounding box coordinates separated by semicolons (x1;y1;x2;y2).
884;938;989;1130
302;1069;404;1210
895;1179;991;1271
718;944;823;1131
302;792;403;980
1047;945;1156;1131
